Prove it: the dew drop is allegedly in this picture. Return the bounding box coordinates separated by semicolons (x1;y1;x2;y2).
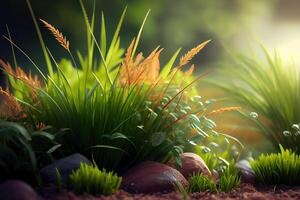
189;141;197;146
202;147;211;154
209;142;219;148
250;112;258;119
292;124;300;131
283;130;292;136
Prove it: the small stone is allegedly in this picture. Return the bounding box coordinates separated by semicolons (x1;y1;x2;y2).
40;153;92;186
235;159;256;184
122;161;188;194
167;152;211;179
0;180;43;200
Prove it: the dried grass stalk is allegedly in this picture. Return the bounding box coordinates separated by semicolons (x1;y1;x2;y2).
184;64;195;77
207;106;241;116
0;59;42;88
120;46;163;85
40;19;70;51
179;40;210;67
0;87;22;120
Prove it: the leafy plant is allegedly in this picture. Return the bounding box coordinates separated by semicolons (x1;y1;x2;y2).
187;173;217;193
0;121;37;182
195;143;240;170
0;0;240;176
69;163;122;195
215;48;300;153
0;120;61;184
251;145;300;185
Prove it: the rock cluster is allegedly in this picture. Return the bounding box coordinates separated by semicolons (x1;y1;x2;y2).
122;153;211;193
0;152;214;198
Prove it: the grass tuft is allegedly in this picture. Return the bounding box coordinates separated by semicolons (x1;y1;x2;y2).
251;145;300;185
69;163;122;195
187;173;217;193
187;163;240;193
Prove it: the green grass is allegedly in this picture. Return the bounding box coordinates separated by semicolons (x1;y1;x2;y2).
215;48;300;153
0;0;230;175
187;162;240;193
69;163;122;195
187;173;217;193
251;145;300;185
218;163;240;192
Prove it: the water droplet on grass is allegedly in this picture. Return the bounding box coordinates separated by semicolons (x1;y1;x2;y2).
292;124;300;131
283;130;292;136
250;112;258;119
202;147;211;153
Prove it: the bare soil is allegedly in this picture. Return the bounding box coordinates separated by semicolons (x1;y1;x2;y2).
44;184;300;200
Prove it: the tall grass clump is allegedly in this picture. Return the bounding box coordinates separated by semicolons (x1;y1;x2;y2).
0;0;238;174
215;48;300;153
251;145;300;185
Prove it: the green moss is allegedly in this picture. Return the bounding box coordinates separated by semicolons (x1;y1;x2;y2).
69;163;122;195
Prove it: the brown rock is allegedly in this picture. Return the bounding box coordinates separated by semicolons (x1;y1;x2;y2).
167;152;211;179
121;161;188;194
0;180;43;200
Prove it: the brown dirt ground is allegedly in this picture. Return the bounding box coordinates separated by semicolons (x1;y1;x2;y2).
43;184;300;200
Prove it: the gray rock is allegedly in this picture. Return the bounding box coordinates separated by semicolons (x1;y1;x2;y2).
40;153;92;186
236;159;256;184
0;180;43;200
122;161;188;194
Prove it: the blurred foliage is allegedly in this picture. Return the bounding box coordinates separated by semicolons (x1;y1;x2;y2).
0;0;275;78
213;48;300;153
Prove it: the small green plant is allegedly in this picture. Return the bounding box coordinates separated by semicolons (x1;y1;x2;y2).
69;163;122;195
55;168;63;192
187;162;240;193
194;142;241;172
0;120;61;184
218;163;240;192
0;121;37;182
187;173;217;193
251;145;300;185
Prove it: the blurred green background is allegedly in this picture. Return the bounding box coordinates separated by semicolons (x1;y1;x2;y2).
0;0;280;74
1;0;300;153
